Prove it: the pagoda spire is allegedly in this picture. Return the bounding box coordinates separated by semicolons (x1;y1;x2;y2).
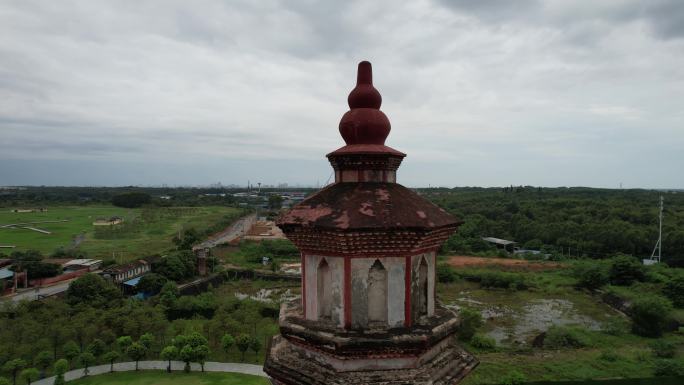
339;61;391;146
266;61;477;385
327;61;405;184
347;61;382;109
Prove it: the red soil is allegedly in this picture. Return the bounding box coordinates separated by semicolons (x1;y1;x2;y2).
446;255;565;271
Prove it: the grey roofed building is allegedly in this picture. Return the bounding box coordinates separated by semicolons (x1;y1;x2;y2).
0;267;13;280
482;237;517;252
481;237;516;246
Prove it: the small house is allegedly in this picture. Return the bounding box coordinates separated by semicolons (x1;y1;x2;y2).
101;260;151;283
482;237;517;253
92;216;124;226
63;259;102;272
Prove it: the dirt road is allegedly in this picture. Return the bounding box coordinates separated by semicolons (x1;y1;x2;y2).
195;213;256;249
4;280;73;302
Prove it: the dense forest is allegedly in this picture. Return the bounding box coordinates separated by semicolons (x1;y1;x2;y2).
424;187;684;265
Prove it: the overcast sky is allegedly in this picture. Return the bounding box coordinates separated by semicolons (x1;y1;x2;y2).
1;0;683;188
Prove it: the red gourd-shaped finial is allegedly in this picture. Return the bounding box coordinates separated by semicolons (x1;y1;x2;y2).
339;61;391;145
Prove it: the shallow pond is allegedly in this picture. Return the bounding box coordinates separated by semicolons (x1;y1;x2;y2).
234;288;296;303
489;298;603;345
447;287;612;345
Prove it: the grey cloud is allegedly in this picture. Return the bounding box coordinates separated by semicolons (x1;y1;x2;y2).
436;0;684;40
436;0;541;22
644;1;684;39
0;0;682;188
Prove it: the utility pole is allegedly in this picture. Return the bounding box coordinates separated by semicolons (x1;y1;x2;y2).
650;196;664;263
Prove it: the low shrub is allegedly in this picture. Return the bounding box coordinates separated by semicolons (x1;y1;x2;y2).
543;326;588;349
458;307;483;342
499;370;526;385
458;269;523;289
663;275;684;308
549;254;567;262
436;264;458;283
470;334;496;351
650;339;676;358
572;262;609;290
602;318;629;336
630;296;673;337
609;255;645;286
634;349;651;362
653;359;684;376
599;350;620;362
478;271;527;290
520;252;545;261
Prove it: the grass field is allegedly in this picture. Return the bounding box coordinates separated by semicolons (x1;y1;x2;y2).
69;371;269;385
0;206;241;261
438;263;684;384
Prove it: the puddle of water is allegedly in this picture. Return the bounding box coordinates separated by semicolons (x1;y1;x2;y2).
483;298;602;345
481;306;510;319
234;288;297;303
487;327;513;345
447;295;604;346
457;296;484;305
516;299;602;335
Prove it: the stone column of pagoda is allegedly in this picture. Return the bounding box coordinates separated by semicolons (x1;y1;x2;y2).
264;61;477;385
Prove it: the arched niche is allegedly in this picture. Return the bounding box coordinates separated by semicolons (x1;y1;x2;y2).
367;259;388;325
418;257;428;318
317;258;332;320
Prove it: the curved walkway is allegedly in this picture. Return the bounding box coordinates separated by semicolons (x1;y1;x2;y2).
32;360;268;385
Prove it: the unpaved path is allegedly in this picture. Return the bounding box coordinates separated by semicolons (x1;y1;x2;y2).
32;360;267;385
3;279;74;302
196;213;256;249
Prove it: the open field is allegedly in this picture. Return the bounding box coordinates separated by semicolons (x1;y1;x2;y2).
0;206;241;261
69;371;269;385
438;263;684;384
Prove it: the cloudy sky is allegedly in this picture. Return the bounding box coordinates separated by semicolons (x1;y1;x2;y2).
1;0;682;188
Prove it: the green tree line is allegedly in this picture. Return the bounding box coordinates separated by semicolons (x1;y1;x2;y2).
427;187;684;265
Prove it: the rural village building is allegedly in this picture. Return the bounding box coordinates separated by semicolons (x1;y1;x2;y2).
92;216;124;226
264;62;477;384
101;259;151;283
63;258;102;272
9;208;48;213
0;267;27;295
482;236;517;253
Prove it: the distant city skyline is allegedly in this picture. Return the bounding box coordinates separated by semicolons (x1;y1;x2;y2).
1;1;683;189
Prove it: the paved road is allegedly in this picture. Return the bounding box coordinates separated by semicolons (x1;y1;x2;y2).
3;280;72;302
32;360;268;385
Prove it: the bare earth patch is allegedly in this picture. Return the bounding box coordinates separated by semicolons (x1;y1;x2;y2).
447;255;564;271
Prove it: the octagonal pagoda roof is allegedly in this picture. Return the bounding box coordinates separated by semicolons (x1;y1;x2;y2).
277;182;461;231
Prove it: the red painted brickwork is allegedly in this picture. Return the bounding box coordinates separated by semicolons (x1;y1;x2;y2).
30;268;88;287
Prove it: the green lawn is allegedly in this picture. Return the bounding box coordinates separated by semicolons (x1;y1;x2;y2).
0;206;241;261
69;371;269;385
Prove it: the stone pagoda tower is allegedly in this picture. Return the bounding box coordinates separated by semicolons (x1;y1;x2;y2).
264;61;477;384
